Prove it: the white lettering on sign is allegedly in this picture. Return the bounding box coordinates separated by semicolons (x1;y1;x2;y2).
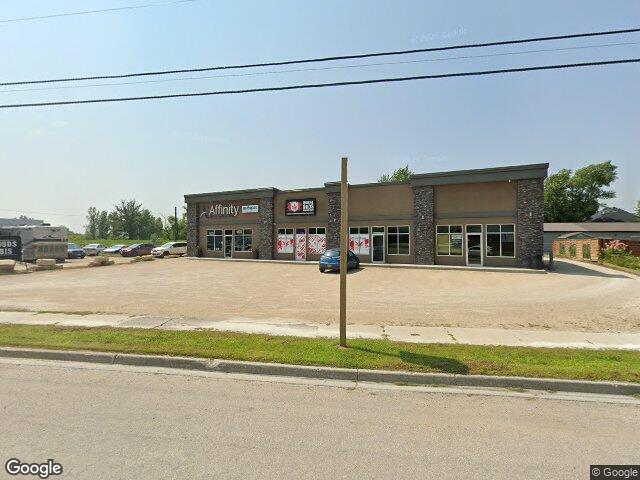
200;204;240;218
242;205;259;214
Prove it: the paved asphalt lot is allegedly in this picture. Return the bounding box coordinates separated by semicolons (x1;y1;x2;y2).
0;258;638;332
0;359;637;480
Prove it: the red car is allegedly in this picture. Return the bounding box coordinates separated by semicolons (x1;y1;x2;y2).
119;243;155;257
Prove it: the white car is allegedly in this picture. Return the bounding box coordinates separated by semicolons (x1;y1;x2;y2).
82;243;106;256
151;241;187;258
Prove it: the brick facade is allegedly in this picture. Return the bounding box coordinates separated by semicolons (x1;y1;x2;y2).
412;185;435;264
186;203;199;257
326;191;341;249
516;178;544;268
258;196;274;259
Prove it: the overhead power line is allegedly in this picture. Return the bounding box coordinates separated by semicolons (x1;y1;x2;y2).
0;208;84;217
2;40;638;94
0;0;198;24
1;27;639;86
1;58;637;109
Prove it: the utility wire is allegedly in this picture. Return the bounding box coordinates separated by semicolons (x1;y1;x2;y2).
2;40;638;94
0;0;198;24
1;27;639;86
1;58;637;109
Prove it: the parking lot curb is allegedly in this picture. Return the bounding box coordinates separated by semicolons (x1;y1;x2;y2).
0;347;638;396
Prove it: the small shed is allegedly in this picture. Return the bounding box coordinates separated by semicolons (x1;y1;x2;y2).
552;232;601;262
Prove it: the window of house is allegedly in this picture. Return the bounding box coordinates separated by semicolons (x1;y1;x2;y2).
307;227;326;254
486;224;515;257
234;229;252;252
436;225;463;256
387;226;410;255
349;227;370;255
277;228;294;253
206;229;223;251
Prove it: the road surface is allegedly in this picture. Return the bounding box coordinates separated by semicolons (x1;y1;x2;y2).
0;359;637;479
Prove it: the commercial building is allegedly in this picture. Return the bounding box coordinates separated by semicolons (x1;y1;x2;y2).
185;163;548;268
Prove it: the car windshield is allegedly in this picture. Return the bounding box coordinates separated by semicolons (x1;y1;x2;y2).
68;243;79;249
324;249;340;258
86;244;99;247
112;245;125;248
128;244;140;248
160;243;173;248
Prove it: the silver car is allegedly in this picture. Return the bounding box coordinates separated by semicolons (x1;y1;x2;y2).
82;243;105;256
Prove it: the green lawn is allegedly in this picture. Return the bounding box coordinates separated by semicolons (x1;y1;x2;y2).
0;324;638;383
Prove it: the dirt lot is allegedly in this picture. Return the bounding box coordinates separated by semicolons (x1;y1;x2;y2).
1;258;638;332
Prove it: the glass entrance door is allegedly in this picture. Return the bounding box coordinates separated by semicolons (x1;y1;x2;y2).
371;227;385;263
465;225;483;266
224;230;233;258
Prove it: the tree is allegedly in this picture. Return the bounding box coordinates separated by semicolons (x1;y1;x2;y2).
96;210;110;238
162;207;187;241
113;199;144;239
378;165;414;183
543;161;617;222
85;207;99;238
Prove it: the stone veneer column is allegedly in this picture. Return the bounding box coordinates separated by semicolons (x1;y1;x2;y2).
412;185;435;265
516;178;544;269
326;191;341;249
186;203;199;257
258;196;274;259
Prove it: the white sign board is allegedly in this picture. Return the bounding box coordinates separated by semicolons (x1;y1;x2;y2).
242;205;259;214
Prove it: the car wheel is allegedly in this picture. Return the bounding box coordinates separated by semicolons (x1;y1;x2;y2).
319;267;326;273
356;260;360;269
163;251;169;258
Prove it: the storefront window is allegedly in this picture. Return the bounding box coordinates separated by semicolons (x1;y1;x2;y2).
486;224;515;257
349;227;370;255
307;227;326;254
387;226;409;255
206;229;223;251
436;225;463;256
277;228;294;253
234;229;252;252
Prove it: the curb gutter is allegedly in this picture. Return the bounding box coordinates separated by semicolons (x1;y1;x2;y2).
1;347;638;396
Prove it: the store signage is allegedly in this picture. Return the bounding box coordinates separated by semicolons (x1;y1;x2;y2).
200;204;240;218
242;204;259;214
285;198;316;216
0;236;21;261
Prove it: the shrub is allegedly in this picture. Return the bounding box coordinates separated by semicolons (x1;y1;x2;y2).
569;243;577;258
582;243;591;260
559;243;566;256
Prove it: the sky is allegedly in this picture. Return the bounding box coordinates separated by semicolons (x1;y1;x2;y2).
1;0;638;232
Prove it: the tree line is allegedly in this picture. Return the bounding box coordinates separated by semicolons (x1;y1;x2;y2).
85;200;186;243
378;161;636;222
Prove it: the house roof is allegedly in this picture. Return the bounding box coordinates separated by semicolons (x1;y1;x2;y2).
557;232;595;239
590;207;640;223
544;222;640;232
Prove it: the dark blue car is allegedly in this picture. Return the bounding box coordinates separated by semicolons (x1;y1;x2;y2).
319;248;360;273
67;243;86;259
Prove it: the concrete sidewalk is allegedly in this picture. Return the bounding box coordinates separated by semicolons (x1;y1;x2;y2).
1;311;639;351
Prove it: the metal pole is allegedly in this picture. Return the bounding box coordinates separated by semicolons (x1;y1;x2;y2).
174;206;178;241
339;157;348;348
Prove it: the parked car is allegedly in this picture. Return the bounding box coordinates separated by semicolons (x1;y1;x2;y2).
151;241;187;258
120;243;155;257
82;243;105;256
67;243;86;259
319;248;360;273
103;244;127;255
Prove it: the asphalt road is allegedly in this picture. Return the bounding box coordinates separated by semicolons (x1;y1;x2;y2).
0;360;637;480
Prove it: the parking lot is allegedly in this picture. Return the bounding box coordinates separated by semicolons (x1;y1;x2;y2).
0;258;638;332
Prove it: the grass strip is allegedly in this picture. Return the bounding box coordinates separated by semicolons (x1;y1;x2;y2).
0;324;638;383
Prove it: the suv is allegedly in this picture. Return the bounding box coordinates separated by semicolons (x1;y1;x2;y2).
151;241;187;258
120;243;155;257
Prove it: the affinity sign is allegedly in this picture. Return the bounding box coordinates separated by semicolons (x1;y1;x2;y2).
285;198;316;216
0;236;21;261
